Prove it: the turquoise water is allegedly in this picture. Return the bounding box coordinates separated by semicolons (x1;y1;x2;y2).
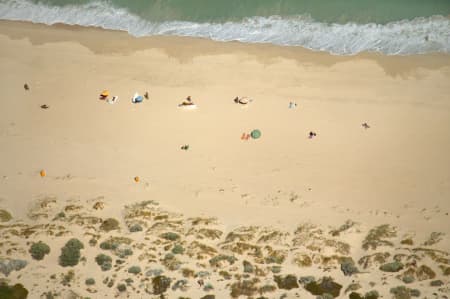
24;0;450;23
1;0;450;55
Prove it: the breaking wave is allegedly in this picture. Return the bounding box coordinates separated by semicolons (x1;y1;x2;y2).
1;0;449;55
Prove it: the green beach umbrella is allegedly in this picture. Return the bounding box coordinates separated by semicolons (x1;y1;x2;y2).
250;129;261;139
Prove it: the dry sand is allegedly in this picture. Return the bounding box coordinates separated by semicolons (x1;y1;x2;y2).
0;20;449;299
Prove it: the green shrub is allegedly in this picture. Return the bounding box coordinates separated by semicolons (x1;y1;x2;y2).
379;261;404;272
160;232;180;241
271;265;282;273
209;255;237;267
29;241;51;260
100;218;120;232
95;254;112;266
59;238;84;267
259;284;277;294
430;280;444;287
100;240;118;250
129;224;143;232
85;278;95;285
117;283;126;292
0;282;28;299
117;248;133;258
95;253;112;271
203;283;214;291
365;290;380;299
0;210;12;222
128;266;141;274
101;262;112;271
219;270;231;280
172;244;185;254
152;275;171;295
125;278;133;285
402;275;415;284
274;275;299;290
349;292;363;299
243;260;254;273
340;258;359;276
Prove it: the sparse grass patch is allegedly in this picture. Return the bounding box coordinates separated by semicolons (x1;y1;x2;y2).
0;209;12;222
362;224;396;250
160;232;180;241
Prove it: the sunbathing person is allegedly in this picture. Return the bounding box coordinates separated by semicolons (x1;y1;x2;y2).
234;96;251;105
179;96;195;106
99;90;109;100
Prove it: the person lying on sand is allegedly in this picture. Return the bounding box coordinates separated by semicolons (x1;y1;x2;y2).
309;131;317;139
179;96;195;106
234;96;251;105
362;122;370;129
99;90;109;100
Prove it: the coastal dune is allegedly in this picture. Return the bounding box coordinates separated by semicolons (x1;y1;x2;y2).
0;20;449;298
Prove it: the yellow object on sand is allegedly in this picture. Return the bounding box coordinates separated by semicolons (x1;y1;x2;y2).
40;170;46;177
101;90;109;97
134;176;140;183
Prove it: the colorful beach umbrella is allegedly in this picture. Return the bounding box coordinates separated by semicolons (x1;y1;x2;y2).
250;129;261;139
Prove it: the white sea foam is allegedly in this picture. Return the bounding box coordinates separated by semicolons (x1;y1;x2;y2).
1;0;449;55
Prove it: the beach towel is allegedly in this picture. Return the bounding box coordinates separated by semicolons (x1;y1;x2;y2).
107;96;119;104
178;102;197;109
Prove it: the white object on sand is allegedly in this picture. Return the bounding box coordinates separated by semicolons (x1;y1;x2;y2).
178;104;197;110
107;96;119;104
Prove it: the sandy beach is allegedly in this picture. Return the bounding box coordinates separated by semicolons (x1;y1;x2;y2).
0;20;449;298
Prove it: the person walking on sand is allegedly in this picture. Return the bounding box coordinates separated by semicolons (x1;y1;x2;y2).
197;279;204;287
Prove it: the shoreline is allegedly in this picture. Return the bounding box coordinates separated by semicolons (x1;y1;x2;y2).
1;20;450;75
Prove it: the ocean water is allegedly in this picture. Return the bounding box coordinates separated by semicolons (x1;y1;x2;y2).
0;0;449;55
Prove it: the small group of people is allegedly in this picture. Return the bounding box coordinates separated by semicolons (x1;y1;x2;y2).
99;90;150;104
99;90;118;104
